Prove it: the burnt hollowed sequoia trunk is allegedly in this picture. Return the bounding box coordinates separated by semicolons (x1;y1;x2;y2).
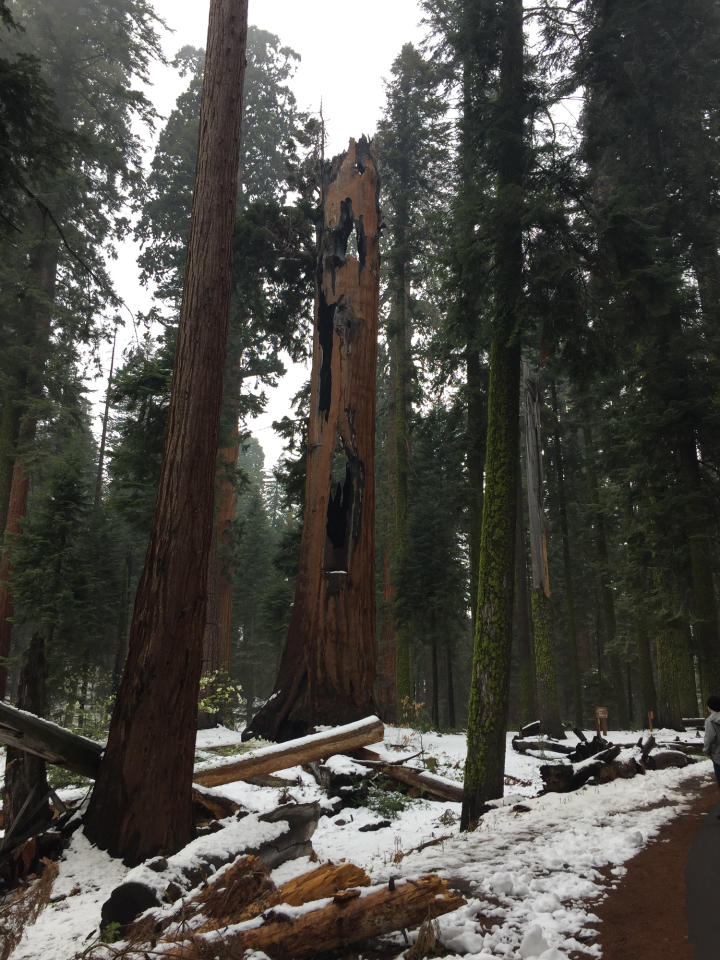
84;0;248;865
246;138;380;742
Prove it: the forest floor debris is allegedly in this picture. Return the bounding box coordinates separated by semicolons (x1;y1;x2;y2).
0;723;712;959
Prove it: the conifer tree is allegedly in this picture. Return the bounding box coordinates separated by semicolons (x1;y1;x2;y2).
85;0;248;864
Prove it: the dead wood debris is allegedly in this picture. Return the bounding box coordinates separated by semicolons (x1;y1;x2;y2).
79;858;464;960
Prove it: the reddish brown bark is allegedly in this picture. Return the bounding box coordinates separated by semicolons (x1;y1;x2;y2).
246;138;380;741
83;0;248;864
201;352;240;682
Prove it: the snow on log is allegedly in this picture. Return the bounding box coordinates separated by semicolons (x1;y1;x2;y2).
540;738;698;792
194;716;384;787
0;701;102;778
0;705;383;794
101;802;321;927
161;873;465;960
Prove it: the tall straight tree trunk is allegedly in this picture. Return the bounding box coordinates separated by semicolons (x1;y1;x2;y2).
462;0;525;829
676;426;720;698
84;0;248;865
466;348;487;626
446;640;456;729
3;633;51;840
655;610;688;731
523;363;563;738
635;613;656;726
430;629;440;730
0;393;20;535
245;138;380;742
0;234;58;701
513;469;535;725
582;423;627;727
392;269;413;715
94;329;117;508
377;552;398;721
549;379;582;727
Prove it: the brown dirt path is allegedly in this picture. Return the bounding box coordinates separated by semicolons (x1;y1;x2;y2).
569;774;718;960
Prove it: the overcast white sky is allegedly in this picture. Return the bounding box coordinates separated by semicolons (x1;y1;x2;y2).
153;0;426;153
100;0;426;467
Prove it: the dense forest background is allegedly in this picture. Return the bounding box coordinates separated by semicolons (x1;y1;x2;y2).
2;0;720;768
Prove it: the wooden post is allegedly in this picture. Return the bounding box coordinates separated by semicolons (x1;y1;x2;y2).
648;709;654;732
594;705;608;737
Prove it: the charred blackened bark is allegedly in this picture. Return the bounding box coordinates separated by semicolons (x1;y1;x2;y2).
246;139;380;742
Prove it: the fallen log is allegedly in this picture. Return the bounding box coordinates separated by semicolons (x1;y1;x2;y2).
0;702;102;779
0;703;383;793
512;737;576;756
162;873;465;960
540;745;622;793
194;716;385;787
519;720;542;738
101;802;322;927
645;749;690;771
352;749;464;803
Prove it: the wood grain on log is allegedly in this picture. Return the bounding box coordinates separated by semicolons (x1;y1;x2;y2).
163;874;464;960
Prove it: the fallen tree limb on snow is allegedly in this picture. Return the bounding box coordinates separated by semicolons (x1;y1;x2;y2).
351;748;464;803
193;717;385;787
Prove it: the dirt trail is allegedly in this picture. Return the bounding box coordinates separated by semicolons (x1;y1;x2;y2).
569;774;718;960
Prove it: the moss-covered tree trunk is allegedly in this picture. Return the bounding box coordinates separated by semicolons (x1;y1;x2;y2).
461;0;525;830
513;471;535;725
84;0;248;864
245;139;380;742
466;348;487;626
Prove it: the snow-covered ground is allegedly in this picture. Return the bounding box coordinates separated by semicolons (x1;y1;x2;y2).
4;723;712;960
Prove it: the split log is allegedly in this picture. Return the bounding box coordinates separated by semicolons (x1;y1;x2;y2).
0;701;102;779
126;858;373;942
194;716;384;787
512;737;576;756
162;874;465;960
352;749;464;803
101;802;321;927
